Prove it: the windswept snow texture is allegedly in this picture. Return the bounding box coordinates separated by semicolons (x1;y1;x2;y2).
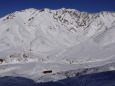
0;8;115;83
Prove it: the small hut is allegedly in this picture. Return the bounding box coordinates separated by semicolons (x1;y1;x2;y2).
43;70;52;74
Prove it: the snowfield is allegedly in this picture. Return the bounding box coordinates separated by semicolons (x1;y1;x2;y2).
0;8;115;85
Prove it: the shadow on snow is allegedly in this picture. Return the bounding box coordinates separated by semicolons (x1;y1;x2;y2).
0;71;115;86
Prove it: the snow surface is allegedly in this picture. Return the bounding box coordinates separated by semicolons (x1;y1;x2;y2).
0;8;115;85
0;70;115;86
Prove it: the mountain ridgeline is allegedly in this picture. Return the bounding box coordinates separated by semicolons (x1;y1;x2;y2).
0;8;115;63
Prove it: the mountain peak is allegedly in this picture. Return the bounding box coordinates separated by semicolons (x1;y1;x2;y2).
23;8;38;11
0;8;115;82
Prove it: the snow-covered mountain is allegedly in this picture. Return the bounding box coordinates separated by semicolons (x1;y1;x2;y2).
0;8;115;83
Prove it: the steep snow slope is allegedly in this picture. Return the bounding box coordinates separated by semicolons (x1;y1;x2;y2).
0;8;115;62
0;8;115;82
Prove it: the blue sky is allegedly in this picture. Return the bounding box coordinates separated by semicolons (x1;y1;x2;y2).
0;0;115;18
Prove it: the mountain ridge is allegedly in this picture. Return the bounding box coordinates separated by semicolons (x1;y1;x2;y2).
0;8;115;60
0;8;115;83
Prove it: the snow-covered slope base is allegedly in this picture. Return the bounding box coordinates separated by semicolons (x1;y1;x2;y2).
0;70;115;86
0;8;115;83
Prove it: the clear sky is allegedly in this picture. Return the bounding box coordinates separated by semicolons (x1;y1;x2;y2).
0;0;115;18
